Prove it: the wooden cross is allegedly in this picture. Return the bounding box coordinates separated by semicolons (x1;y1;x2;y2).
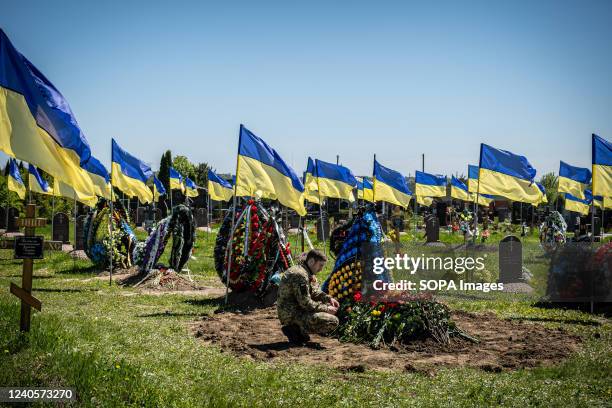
9;203;45;332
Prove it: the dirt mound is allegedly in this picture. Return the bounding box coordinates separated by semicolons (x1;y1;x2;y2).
192;308;581;373
118;269;201;291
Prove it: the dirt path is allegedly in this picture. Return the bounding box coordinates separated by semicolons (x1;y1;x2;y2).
192;307;581;373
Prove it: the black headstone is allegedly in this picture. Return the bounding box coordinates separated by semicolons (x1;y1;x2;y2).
425;215;440;243
0;207;6;229
290;214;300;228
75;215;86;250
154;208;162;222
7;207;19;232
52;212;70;243
136;207;145;227
499;235;523;283
436;202;448;227
195;208;207;227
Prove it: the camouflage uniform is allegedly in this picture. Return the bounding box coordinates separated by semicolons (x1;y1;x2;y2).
277;263;339;335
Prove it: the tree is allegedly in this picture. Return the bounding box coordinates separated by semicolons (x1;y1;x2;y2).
158;150;172;191
173;155;196;181
539;172;558;205
194;162;209;187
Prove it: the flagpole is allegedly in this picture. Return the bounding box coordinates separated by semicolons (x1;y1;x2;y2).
225;127;242;305
109;149;114;287
73;192;77;250
51;195;55;238
315;162;327;257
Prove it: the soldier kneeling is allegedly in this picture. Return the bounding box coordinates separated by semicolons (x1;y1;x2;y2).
277;249;339;345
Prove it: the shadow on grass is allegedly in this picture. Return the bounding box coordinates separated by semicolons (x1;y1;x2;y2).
34;287;101;293
251;341;326;352
137;311;205;318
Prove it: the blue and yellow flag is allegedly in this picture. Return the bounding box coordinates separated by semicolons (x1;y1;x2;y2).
303;157;320;204
478;144;541;204
415;171;447;198
373;160;412;208
592;134;612;199
111;139;153;204
28;164;52;195
83;156;111;199
416;196;434;206
558;161;590;200
477;193;495;207
152;176;166;202
235;125;306;216
315;159;357;202
0;29;95;196
7;158;25;199
536;182;548;205
53;178;98;207
169;167;184;192
450;177;470;201
468;165;479;193
208;169;233;202
565;192;590;215
357;177;374;202
184;177;199;198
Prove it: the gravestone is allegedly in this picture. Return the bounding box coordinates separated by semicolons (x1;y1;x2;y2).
194;208;207;227
0;207;6;230
154;208;162;222
436;202;448;227
7;207;19;232
425;215;440;243
52;212;70;243
289;214;300;228
75;215;86;250
378;214;387;233
497;209;507;223
129;209;137;224
498;235;522;283
316;212;330;242
136;207;145;227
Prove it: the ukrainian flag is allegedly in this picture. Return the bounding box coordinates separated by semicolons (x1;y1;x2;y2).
0;29;95;196
303;157;320;204
565;192;590;215
235;125;306;216
152;176;166;202
208;169;233;202
478;144;541;204
476;193;495;207
28;164;52;195
169;167;185;192
450;176;471;201
82;156;111;199
415;171;447;198
536;182;548;205
592;134;612;199
357;177;375;202
53;178;97;207
558;161;590;200
468;165;479;193
111;139;153;204
416;196;434;206
7;158;25;199
373;160;412;208
315;159;357;202
184;177;199;198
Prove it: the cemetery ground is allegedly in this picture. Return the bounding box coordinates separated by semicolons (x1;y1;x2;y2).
0;228;611;406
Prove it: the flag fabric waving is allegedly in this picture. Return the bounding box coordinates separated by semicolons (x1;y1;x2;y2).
315;159;357;202
0;29;96;196
208;169;233;202
28;164;52;195
478;144;541;204
592;134;612;199
450;176;471;201
416;195;433;206
303;157;320;204
468;165;479;193
169;167;184;192
564;192;590;215
7;158;25;199
235;125;306;216
82;156;111;199
357;177;375;202
184;177;199;197
372;159;412;208
536;182;548;205
415;171;447;198
152;176;166;202
111;139;153;204
558;161;591;200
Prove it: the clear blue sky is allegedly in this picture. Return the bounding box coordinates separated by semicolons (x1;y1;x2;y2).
2;0;611;178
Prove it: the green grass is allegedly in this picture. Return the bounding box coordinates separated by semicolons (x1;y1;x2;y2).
0;229;610;407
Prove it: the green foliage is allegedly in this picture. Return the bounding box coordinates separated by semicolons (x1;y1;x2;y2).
539;171;559;205
158;150;172;192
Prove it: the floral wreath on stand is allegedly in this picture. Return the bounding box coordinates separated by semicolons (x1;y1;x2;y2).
214;199;293;297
